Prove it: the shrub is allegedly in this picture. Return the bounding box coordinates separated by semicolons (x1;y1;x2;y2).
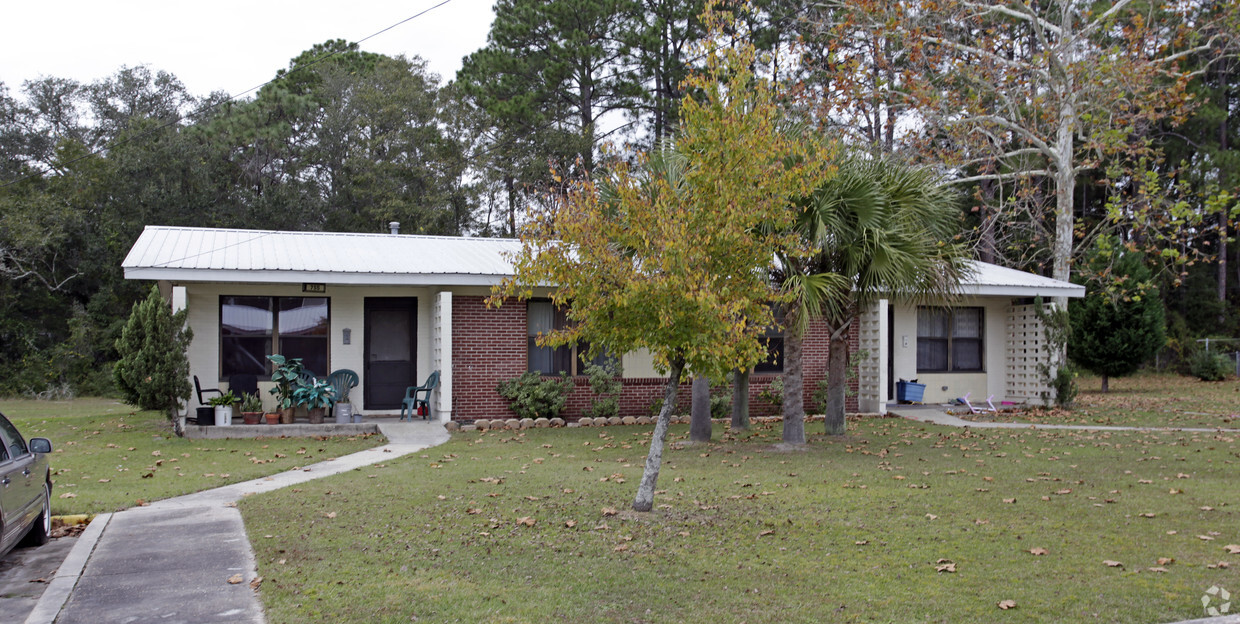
1051;365;1078;408
1188;350;1232;382
709;393;730;419
497;372;575;419
113;285;193;418
583;363;622;419
757;377;783;408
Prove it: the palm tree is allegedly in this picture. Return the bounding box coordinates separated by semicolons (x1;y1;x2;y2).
776;155;970;441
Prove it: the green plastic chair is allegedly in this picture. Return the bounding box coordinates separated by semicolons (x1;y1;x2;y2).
324;369;359;407
400;370;440;421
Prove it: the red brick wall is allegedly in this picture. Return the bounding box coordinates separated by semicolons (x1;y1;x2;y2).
451;296;861;421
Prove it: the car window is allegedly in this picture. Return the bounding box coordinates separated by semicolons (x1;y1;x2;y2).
0;415;28;459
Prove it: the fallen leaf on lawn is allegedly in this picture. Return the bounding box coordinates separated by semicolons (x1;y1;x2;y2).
565;520;577;528
759;530;775;537
1201;506;1215;511
1028;548;1049;556
1002;498;1016;504
97;479;110;483
1054;489;1072;495
1224;545;1240;554
855;540;869;545
59;493;76;499
1146;567;1168;573
227;574;243;584
151;451;161;457
997;600;1017;610
224;502;238;508
601;507;618;516
466;508;482;515
323;511;337;519
1198;535;1215;541
1207;562;1230;569
249;577;262;590
677;531;690;537
925;514;938;520
517;516;536;527
935;562;957;573
1156;557;1174;565
613;543;629;552
1103;560;1123;567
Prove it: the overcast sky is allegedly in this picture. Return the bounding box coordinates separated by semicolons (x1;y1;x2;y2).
1;0;495;99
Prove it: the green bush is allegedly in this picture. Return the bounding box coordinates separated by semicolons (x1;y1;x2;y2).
1051;365;1078;407
756;377;783;408
113;285;193;415
497;372;575;419
583;363;622;419
1188;350;1232;382
709;393;730;419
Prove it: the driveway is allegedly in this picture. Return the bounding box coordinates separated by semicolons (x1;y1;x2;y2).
0;537;77;624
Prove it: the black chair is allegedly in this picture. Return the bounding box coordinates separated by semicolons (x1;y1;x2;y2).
194;375;222;406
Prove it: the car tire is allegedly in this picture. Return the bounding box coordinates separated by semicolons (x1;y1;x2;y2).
20;484;51;547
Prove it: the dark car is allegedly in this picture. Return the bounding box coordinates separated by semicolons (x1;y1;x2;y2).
0;411;52;557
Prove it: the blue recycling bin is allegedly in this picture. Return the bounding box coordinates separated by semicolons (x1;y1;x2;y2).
896;381;926;403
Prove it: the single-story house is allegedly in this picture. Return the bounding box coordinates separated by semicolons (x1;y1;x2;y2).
121;225;1085;421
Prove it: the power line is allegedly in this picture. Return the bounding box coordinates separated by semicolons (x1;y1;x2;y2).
1;0;457;189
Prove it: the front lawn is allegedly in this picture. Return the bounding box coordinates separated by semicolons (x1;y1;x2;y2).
960;373;1240;429
241;419;1239;624
2;398;385;515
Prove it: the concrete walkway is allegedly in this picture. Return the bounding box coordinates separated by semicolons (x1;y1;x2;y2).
889;408;1240;435
24;419;449;624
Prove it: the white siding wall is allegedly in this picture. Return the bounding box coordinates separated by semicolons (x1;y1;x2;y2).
184;283;441;414
891;297;1012;405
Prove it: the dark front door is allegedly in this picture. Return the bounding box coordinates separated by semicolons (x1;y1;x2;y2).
364;298;417;410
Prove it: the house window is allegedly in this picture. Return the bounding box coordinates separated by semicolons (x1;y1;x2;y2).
916;307;983;372
220;296;329;379
754;325;784;373
527;300;614;375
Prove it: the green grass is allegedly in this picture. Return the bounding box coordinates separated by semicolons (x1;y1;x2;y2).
241;418;1240;624
1;398;385;515
960;373;1240;429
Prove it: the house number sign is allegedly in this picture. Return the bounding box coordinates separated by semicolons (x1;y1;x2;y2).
302;283;327;293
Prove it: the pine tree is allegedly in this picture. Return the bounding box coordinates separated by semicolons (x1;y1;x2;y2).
113;285;193;433
1068;251;1166;392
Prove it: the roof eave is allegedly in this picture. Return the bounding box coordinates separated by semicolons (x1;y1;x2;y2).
959;284;1086;298
122;267;510;287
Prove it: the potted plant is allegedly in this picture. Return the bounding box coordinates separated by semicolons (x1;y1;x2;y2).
240;392;263;425
208;390;240;426
268;355;303;424
293;378;335;424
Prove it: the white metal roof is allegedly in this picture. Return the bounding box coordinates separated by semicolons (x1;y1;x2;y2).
122;226;522;286
959;260;1085;298
123;226;1084;297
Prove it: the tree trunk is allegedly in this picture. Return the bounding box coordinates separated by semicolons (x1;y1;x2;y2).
824;329;849;435
1101;374;1109;393
782;320;805;445
689;374;712;442
633;357;685;512
731;369;750;430
1219;211;1228;325
170;405;185;438
1052;96;1076;312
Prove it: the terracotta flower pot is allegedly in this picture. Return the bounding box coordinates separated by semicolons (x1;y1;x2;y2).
242;412;262;425
264;413;281;425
